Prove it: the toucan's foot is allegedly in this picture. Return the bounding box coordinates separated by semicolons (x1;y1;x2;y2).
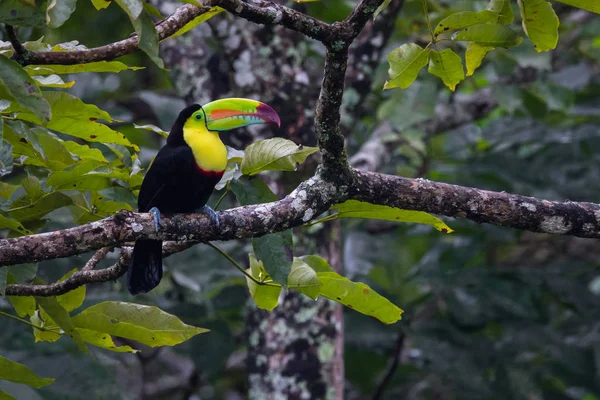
200;205;220;229
149;207;162;233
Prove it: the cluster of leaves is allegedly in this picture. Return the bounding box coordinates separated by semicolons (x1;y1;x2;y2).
384;0;599;91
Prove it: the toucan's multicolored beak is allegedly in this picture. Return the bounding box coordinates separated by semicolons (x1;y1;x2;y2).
202;98;281;132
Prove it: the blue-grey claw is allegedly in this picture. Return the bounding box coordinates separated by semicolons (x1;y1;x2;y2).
201;205;220;229
149;207;161;233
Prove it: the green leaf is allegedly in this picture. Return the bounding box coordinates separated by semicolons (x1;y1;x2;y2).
0;181;19;199
240;138;319;175
331;200;453;233
252;233;293;287
453;24;523;47
466;42;494;76
0;140;13;177
230;176;278;205
172;6;225;36
0;0;46;26
130;10;164;69
32;75;76;88
21;175;43;200
143;2;164;18
288;257;322;300
245;254;282;311
385;43;429;90
487;0;514;23
7;92;136;149
8;192;73;222
90;0;111;10
0;390;16;400
427;49;465;91
36;296;90;354
0;214;32;235
553;0;599;13
302;256;403;324
373;0;391;19
72;301;209;347
31;309;62;343
76;328;138;353
115;0;143;19
35;131;76;168
134;123;168;138
318;272;403;324
518;0;559;52
24;61;144;75
63;141;108;162
6;274;36;317
0;57;50;122
46;0;77;28
434;10;497;37
55;269;85;312
0;355;55;388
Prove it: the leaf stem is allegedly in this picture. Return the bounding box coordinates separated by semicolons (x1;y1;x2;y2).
214;187;229;210
207;242;278;286
421;0;435;43
0;309;52;332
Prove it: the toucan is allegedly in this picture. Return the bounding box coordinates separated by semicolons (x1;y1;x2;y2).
128;98;281;295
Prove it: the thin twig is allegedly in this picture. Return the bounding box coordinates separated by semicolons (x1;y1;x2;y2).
5;25;28;64
82;247;111;271
372;328;407;400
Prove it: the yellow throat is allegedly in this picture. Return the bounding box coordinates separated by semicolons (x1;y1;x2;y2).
182;120;228;172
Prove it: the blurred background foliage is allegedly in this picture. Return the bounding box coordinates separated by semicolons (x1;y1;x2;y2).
1;0;600;399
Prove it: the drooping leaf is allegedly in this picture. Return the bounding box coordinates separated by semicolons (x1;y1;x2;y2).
0;57;50;122
130;9;164;69
428;49;465;91
134;123;168;138
518;0;559;52
143;2;164;18
115;0;143;19
0;355;55;389
240;138;319;175
302;256;403;324
76;328;138;353
230;175;277;205
453;24;523;47
7;92;136;148
466;42;494;76
487;0;514;23
330;200;453;233
72;301;209;347
24;62;144;75
252;233;293;287
434;10;497;37
245;254;282;311
36;296;90;354
8;192;73;222
172;6;225;36
384;43;429;89
0;214;32;235
553;0;599;13
46;0;77;28
288;257;322;300
55;269;86;312
32;75;76;88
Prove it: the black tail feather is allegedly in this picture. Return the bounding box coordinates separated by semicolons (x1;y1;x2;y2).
127;239;163;295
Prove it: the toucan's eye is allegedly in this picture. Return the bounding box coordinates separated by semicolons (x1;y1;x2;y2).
195;113;203;120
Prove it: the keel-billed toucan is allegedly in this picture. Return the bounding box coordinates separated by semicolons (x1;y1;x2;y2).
128;98;280;295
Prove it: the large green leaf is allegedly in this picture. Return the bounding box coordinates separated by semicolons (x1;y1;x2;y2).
453;24;523;47
302;256;403;324
7;92;136;148
0;355;55;389
55;269;86;312
0;0;46;26
465;42;494;76
63;141;108;163
518;0;559;52
428;49;465;91
46;0;77;28
172;6;225;36
0;181;19;198
329;200;453;233
0;214;31;235
115;0;143;19
230;175;277;204
240;138;319;175
25;62;144;75
76;328;138;353
0;57;50;122
8;192;72;222
30;310;61;343
72;301;208;347
129;9;164;69
36;296;90;354
245;254;282;311
434;10;497;37
553;0;599;13
288;258;322;300
384;43;429;90
487;0;514;23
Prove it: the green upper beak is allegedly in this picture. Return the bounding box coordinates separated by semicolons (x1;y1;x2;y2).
202;98;281;131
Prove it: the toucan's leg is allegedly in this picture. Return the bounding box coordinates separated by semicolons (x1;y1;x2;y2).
149;206;162;233
200;205;220;229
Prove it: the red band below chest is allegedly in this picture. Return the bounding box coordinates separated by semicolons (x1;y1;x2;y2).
195;163;225;178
